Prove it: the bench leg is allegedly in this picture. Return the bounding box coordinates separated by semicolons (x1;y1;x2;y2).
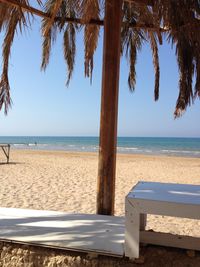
140;214;147;231
7;145;10;163
125;198;140;259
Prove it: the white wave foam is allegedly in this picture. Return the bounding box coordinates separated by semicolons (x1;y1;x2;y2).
162;149;199;154
117;147;138;150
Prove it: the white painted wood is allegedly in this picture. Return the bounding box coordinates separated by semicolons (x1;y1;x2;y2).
125;199;140;259
128;181;200;205
0;207;64;217
140;231;200;251
127;182;200;219
125;181;200;259
0;207;125;257
129;198;200;219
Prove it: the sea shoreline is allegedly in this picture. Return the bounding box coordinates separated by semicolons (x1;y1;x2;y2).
8;147;200;159
1;136;200;158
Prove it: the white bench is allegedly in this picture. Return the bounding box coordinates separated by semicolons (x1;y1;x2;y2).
125;181;200;259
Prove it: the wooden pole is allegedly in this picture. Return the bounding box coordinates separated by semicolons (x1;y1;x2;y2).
97;0;122;215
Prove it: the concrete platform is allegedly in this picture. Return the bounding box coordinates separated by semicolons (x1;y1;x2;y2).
0;208;125;257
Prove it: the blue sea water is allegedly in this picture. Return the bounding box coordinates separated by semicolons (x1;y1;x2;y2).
0;136;200;158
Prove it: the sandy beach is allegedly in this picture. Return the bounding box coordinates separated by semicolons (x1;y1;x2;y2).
0;149;200;238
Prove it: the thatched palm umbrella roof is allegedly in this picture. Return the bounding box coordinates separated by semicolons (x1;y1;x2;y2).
0;0;199;215
0;0;199;116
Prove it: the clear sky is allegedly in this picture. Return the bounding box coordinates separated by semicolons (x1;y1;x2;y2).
0;17;200;137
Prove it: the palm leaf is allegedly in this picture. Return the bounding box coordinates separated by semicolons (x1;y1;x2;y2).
0;0;200;117
42;0;63;36
153;0;199;116
0;2;29;114
121;2;145;91
63;23;76;85
41;0;59;70
81;0;100;80
148;31;160;101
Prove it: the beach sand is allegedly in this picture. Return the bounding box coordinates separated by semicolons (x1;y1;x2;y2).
1;149;200;266
0;149;200;238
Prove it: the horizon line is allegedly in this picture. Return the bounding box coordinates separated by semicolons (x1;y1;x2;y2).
0;135;200;139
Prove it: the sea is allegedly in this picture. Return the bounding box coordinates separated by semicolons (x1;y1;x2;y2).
0;136;200;158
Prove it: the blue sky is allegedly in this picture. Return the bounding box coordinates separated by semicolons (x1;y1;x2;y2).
0;17;200;137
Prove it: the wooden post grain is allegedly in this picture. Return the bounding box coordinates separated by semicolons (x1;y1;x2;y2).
97;0;122;215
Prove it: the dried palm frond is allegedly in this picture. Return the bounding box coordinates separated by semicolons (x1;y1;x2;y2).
148;31;160;101
41;0;79;84
0;0;199;117
63;23;76;85
0;1;31;114
81;0;100;80
42;0;63;36
84;23;99;80
41;0;59;70
195;55;200;98
127;39;137;90
41;20;57;70
173;35;195;117
121;2;146;91
124;2;161;98
121;28;143;91
152;0;200;117
0;3;12;31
